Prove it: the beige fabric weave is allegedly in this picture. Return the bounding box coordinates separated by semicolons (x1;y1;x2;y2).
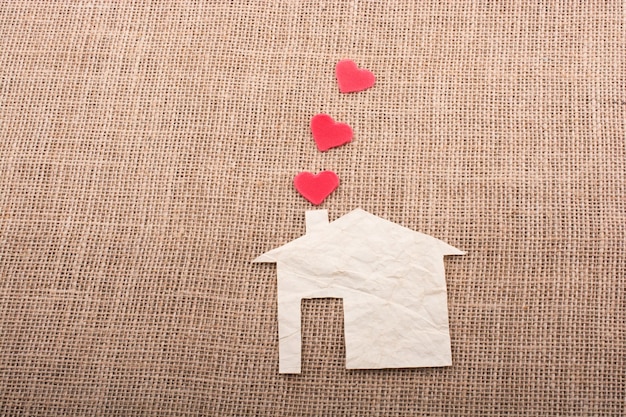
0;2;624;415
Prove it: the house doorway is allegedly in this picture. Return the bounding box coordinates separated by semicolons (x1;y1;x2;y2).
300;298;346;372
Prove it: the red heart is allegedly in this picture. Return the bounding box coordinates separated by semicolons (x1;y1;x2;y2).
335;60;376;93
310;114;353;152
293;171;339;205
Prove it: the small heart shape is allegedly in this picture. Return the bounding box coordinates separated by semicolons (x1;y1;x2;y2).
335;59;376;93
293;171;339;205
310;114;353;152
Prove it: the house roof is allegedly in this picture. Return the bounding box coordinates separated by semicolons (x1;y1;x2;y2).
254;208;464;263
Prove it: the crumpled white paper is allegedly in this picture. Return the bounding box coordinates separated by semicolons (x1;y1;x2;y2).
254;208;464;374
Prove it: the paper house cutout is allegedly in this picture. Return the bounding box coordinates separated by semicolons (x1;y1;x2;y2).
254;208;464;374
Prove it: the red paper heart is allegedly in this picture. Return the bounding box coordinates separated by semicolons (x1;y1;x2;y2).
335;59;376;93
293;171;339;205
310;114;353;152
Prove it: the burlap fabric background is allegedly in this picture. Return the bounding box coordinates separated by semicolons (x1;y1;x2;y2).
0;1;623;415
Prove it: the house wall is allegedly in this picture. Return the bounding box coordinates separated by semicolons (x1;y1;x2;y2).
276;246;452;372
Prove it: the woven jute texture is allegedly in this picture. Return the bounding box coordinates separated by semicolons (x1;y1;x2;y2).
0;1;624;415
